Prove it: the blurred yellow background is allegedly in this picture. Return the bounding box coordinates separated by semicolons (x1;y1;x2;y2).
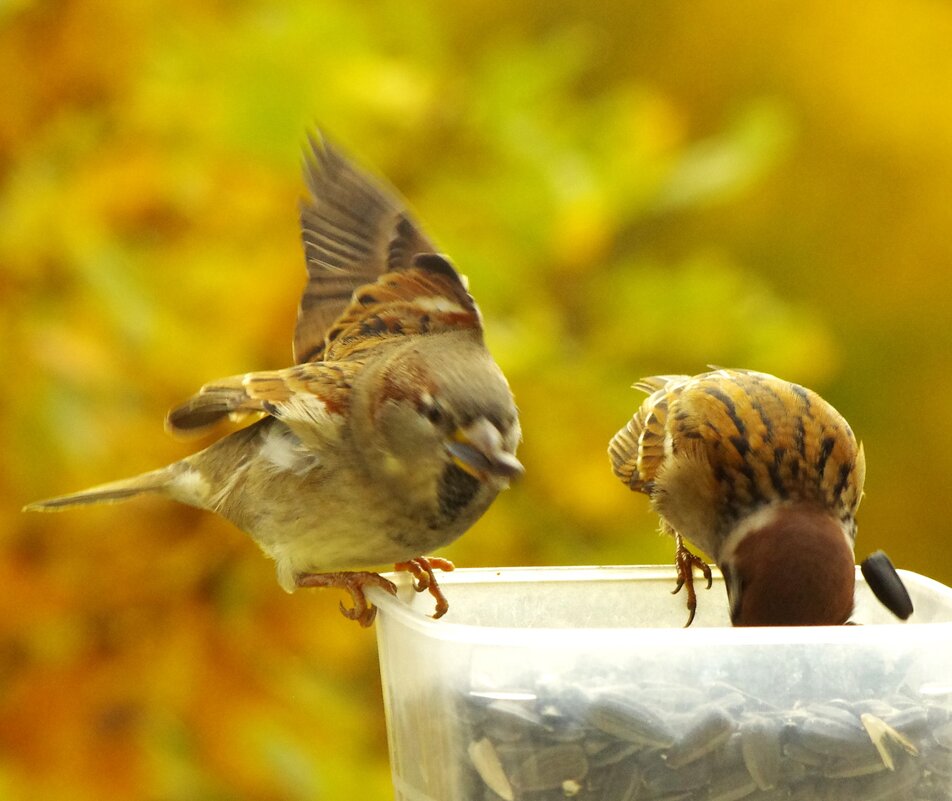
3;0;952;798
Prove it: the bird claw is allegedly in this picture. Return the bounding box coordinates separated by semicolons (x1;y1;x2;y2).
672;535;712;627
295;570;397;627
338;599;377;626
394;557;455;619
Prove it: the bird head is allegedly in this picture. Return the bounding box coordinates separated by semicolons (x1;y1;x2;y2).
720;503;855;626
355;333;522;510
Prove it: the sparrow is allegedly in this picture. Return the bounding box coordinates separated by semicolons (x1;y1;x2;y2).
25;133;523;626
608;368;865;627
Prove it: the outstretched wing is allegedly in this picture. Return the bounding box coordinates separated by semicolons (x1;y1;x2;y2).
166;361;362;445
295;133;438;364
168;135;484;436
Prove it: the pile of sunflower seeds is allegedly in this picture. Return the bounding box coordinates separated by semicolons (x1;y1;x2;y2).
459;678;952;800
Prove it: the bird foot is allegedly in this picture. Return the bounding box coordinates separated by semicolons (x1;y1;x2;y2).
295;570;397;627
672;535;713;627
394;557;455;619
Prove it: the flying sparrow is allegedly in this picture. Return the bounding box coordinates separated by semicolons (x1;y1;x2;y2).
25;133;523;626
609;368;865;626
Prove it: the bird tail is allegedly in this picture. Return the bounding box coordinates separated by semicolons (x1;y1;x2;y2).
23;467;172;512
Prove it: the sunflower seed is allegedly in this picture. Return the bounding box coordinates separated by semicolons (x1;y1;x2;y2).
468;737;514;801
740;715;783;789
507;744;588;792
453;672;949;800
782;739;827;767
664;706;735;768
587;694;676;748
861;712;919;770
883;705;931;739
590;740;642;768
642;753;712;794
934;719;952;749
795;713;877;760
821;751;891;779
706;765;758;801
600;759;641;801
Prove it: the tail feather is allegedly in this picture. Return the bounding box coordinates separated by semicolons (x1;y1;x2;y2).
23;469;172;512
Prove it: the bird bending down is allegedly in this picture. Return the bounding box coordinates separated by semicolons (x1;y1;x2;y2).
609;369;865;627
25;134;523;626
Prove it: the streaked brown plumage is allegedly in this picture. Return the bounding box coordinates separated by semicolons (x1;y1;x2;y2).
609;368;865;626
25;133;523;625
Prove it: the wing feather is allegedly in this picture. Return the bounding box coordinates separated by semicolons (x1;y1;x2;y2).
166;361;361;438
294;133;438;363
609;376;688;492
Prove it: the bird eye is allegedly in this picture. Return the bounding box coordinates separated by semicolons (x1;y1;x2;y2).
423;402;444;425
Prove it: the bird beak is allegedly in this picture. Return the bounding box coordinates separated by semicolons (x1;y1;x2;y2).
445;418;523;482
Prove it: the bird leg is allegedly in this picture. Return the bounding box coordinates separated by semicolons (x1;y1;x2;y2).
671;534;713;627
295;571;397;627
394;557;455;619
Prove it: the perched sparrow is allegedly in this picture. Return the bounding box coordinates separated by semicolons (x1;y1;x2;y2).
609;368;865;627
25;134;523;626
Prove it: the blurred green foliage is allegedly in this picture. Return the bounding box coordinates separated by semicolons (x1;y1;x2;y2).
3;0;952;798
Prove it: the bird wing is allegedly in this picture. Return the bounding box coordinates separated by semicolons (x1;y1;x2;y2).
294;133;440;364
166;248;485;437
166;361;361;445
169;135;483;435
321;250;483;362
609;375;690;492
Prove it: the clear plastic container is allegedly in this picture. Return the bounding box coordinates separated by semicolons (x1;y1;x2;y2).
369;566;952;801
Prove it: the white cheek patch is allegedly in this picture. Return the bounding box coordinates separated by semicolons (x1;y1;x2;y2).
719;504;783;566
718;503;854;568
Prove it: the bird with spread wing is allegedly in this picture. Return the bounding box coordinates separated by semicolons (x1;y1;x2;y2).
25;134;523;626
